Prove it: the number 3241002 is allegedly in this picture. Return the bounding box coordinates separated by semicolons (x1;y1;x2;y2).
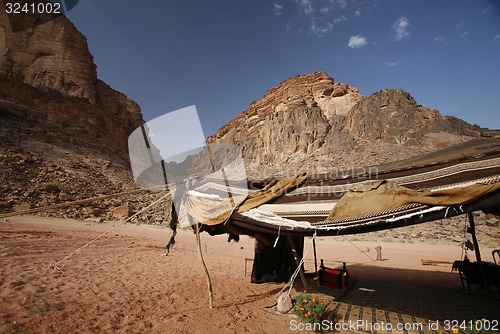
443;319;499;332
5;2;61;14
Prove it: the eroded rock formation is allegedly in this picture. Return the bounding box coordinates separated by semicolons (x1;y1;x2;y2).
208;72;484;178
0;2;143;153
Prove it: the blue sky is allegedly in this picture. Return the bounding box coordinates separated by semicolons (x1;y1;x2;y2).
67;0;500;136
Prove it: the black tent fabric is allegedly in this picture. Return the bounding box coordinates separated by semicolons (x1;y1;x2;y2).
251;236;304;284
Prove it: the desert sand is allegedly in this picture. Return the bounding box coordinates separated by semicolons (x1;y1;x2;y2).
0;216;498;333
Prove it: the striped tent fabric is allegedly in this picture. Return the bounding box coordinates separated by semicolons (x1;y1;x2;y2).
189;138;500;238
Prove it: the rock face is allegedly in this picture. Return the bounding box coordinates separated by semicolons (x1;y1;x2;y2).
0;2;143;153
345;88;479;148
208;72;484;178
208;73;361;175
0;4;160;222
0;6;97;101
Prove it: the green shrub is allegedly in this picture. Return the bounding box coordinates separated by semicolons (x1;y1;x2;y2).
292;293;329;325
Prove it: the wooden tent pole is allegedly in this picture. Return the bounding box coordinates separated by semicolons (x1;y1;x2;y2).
467;213;489;292
288;236;308;289
313;237;318;278
195;222;214;308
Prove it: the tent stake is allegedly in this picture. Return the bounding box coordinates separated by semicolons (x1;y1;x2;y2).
195;222;214;308
467;213;489;292
288;236;308;289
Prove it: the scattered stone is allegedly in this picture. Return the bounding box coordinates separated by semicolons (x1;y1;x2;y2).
85;218;103;223
113;204;132;221
42;184;61;194
13;203;31;212
22;189;35;197
58;191;74;201
485;219;498;227
0;201;11;209
423;232;433;239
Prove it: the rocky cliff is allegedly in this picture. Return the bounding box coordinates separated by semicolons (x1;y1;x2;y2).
0;4;162;222
0;1;143;153
208;72;484;178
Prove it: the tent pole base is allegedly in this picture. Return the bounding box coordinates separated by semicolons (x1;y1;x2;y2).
468;212;489;293
288;236;307;289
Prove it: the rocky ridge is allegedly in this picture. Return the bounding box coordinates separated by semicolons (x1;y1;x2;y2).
358;211;500;249
208;72;485;179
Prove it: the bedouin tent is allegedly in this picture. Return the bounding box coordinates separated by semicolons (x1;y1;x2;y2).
183;138;500;283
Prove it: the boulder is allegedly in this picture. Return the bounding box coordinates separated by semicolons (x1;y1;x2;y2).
58;191;74;202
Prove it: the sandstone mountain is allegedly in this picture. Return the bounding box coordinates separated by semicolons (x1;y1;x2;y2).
0;4;167;222
208;72;486;178
0;2;142;154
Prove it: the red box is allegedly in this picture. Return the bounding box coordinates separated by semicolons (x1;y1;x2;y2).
319;267;349;289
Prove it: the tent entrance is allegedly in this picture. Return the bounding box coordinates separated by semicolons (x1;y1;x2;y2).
251;235;304;284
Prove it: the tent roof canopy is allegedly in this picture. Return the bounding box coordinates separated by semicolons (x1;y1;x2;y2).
189;138;500;238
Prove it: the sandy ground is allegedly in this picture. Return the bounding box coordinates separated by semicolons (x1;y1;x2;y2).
0;216;498;333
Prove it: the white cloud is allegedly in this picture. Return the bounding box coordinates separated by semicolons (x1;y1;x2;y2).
291;0;352;37
355;10;361;17
311;20;333;37
391;17;410;41
482;5;494;14
460;31;469;38
456;22;463;28
494;34;500;41
296;0;314;15
333;15;347;24
434;36;451;45
318;0;348;14
273;3;283;16
334;0;348;9
348;35;368;48
386;61;401;67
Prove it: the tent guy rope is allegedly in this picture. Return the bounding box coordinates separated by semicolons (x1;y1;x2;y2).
279;231;317;297
341;235;377;262
49;191;170;271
